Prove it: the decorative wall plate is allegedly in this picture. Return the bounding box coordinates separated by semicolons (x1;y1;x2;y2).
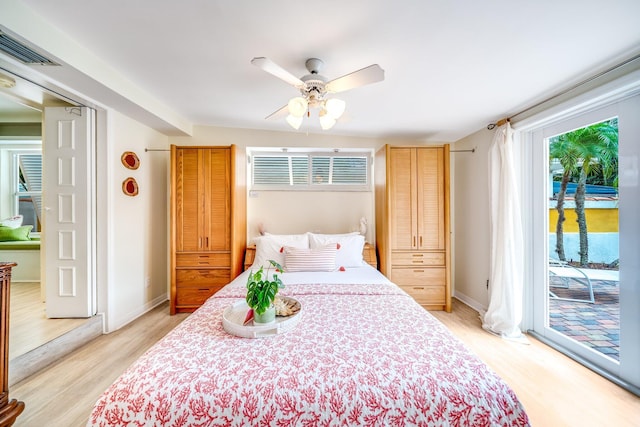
122;177;139;197
121;151;140;170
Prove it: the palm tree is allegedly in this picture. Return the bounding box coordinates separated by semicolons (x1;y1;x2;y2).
549;119;618;266
549;137;579;261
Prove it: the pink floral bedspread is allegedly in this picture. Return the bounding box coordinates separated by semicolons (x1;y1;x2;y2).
88;278;530;426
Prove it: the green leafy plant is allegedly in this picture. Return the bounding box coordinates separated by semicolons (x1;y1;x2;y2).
246;260;284;314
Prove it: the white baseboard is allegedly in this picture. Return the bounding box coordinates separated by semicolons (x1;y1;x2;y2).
453;291;487;314
107;293;168;333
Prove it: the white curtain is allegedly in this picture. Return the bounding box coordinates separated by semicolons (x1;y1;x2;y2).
482;122;527;342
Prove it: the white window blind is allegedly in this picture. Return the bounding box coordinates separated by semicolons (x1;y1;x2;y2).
251;152;370;191
13;152;42;231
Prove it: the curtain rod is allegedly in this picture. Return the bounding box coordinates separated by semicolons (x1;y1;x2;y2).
486;51;640;130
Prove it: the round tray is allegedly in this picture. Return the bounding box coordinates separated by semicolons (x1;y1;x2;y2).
222;297;302;339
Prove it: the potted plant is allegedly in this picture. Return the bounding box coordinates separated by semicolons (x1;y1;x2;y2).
246;260;284;324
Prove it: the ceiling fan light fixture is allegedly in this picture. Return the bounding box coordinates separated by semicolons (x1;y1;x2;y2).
286;114;304;130
325;98;346;119
287;96;308;117
253;56;384;131
319;110;336;130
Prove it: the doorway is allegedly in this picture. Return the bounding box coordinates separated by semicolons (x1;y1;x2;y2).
0;70;99;381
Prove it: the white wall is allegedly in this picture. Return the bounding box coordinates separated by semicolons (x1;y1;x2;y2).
248;191;372;241
102;110;170;331
451;128;494;311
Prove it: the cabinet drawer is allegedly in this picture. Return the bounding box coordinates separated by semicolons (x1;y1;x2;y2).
177;253;230;267
399;284;445;306
175;286;223;307
390;267;445;287
391;251;444;266
176;269;230;286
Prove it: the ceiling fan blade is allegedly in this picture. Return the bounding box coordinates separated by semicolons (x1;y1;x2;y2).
265;104;289;120
251;57;304;88
325;64;385;93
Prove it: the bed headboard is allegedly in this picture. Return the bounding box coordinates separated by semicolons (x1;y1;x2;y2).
244;243;378;271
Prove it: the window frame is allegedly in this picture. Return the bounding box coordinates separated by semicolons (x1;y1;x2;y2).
249;148;373;192
12;150;43;232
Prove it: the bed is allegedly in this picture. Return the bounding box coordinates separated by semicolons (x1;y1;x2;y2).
88;233;530;426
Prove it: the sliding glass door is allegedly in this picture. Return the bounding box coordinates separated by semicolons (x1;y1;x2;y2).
547;117;619;360
523;87;640;393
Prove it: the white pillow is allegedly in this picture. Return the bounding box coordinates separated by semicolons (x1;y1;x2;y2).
308;233;365;268
284;245;337;272
0;215;23;229
252;233;309;269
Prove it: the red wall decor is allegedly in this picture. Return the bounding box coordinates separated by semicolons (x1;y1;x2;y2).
121;151;140;170
122;177;139;197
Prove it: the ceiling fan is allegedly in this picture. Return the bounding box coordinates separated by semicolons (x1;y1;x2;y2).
251;57;385;130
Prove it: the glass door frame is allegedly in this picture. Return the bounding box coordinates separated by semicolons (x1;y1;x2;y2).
516;70;640;394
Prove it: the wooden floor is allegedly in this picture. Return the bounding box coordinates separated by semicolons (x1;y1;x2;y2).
430;300;640;427
9;282;89;359
12;301;189;427
9;298;640;427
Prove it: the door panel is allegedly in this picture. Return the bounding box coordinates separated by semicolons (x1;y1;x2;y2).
389;148;415;250
205;149;231;250
176;149;200;251
416;148;444;250
43;107;94;318
528;91;640;391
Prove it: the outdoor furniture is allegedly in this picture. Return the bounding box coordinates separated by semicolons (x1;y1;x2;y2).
549;258;595;304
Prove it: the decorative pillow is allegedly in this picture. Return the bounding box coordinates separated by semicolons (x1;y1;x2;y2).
284;245;337;272
0;215;23;229
252;233;310;268
0;225;33;242
308;233;365;267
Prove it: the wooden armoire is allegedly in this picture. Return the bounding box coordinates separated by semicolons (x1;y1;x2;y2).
170;145;246;314
375;145;451;312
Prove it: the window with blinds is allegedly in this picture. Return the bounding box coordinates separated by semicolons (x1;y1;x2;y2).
14;152;42;232
251;152;370;191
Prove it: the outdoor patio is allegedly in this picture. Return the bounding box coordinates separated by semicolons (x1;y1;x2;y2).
548;270;619;361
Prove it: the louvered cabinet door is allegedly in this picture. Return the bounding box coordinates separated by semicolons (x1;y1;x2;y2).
416;147;445;250
389;148;417;250
175;148;201;251
203;148;231;251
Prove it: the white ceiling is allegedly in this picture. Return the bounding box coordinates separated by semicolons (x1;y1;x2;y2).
12;0;640;141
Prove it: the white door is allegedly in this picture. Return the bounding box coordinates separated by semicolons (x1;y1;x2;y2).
43;106;95;318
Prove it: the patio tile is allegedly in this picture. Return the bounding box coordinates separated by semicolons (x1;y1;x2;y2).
549;277;619;361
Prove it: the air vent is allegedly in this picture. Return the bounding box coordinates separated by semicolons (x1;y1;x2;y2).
0;31;58;65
